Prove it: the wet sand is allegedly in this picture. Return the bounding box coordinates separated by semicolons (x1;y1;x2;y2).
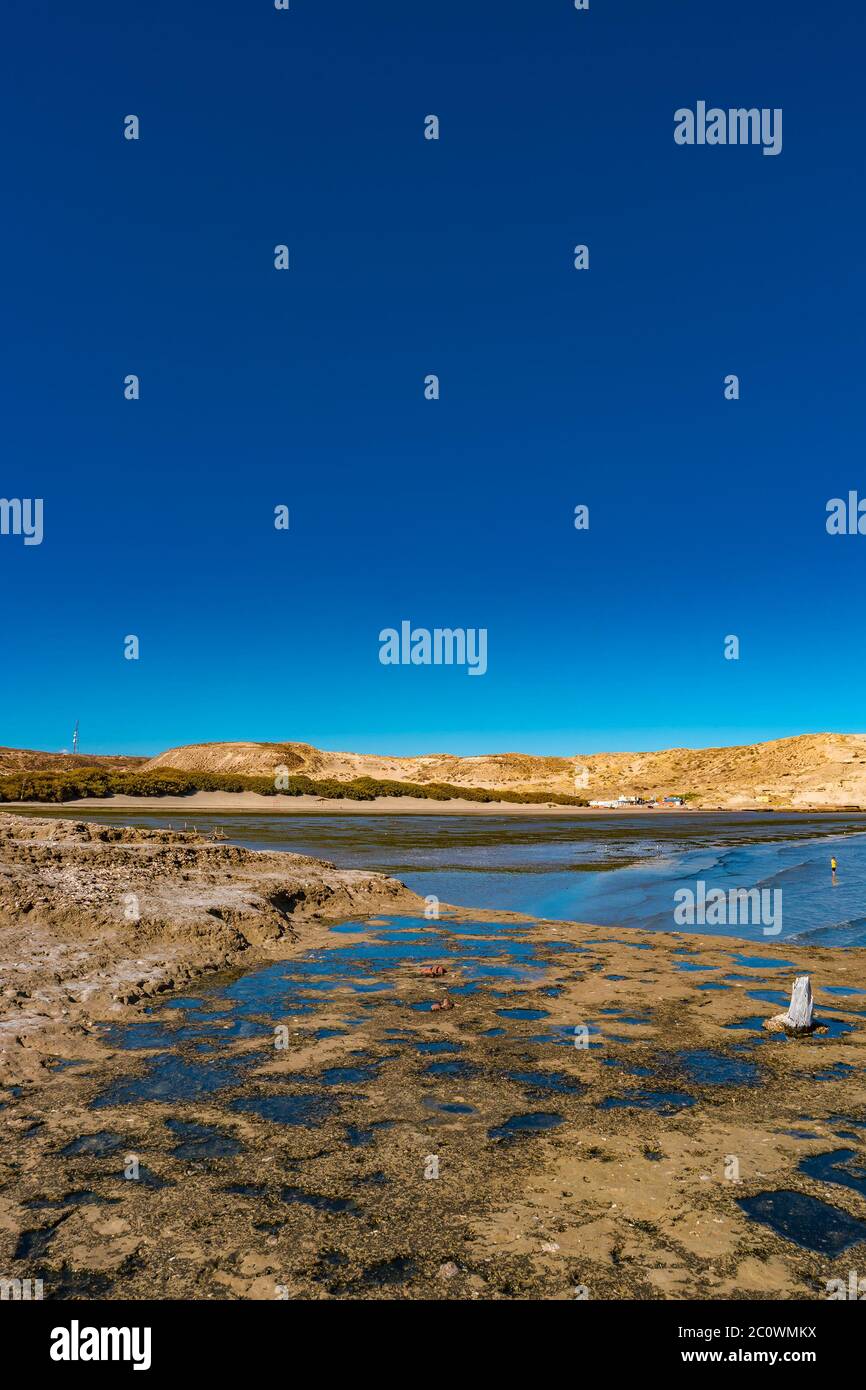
2;813;865;1300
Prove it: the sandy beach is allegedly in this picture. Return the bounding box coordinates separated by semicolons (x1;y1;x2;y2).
2;812;865;1300
4;792;849;816
5;792;648;816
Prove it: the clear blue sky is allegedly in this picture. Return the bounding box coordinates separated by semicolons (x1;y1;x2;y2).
2;0;864;757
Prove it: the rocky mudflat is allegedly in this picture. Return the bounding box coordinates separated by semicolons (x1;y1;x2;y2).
0;812;416;1077
1;812;865;1301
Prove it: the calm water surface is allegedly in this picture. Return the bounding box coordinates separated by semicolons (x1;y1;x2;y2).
38;808;866;946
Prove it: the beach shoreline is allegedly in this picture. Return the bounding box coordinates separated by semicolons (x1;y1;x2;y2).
3;791;860;816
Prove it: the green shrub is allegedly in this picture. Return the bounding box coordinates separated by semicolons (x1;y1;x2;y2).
0;766;588;807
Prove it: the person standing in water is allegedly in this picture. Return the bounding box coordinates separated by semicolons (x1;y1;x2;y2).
831;856;838;882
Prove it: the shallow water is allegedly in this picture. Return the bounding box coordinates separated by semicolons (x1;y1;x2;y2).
31;901;866;1299
675;1050;760;1087
231;1093;341;1127
166;1119;240;1161
798;1148;866;1199
48;807;866;944
77;918;582;1145
599;1088;695;1113
488;1111;565;1140
737;1190;866;1253
59;1131;125;1159
281;1187;360;1216
92;1053;244;1107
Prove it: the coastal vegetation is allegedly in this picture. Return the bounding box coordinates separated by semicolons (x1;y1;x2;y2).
0;768;589;806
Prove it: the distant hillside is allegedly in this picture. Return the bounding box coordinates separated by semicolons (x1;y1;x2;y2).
145;734;866;809
0;747;147;775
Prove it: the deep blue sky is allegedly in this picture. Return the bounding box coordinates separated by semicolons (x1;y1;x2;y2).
2;0;864;757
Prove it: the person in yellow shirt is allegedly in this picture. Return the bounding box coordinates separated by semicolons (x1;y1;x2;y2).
831;856;838;881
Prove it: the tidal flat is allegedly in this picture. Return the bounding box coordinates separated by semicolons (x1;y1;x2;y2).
1;814;865;1300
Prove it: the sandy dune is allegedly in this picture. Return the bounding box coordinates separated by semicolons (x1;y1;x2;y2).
144;733;866;810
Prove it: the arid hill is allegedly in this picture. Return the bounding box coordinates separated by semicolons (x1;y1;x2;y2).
0;747;147;775
144;733;866;810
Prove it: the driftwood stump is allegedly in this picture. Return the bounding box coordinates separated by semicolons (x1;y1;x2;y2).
763;974;816;1035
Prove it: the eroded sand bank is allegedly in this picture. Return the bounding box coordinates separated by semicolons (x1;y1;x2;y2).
1;813;865;1301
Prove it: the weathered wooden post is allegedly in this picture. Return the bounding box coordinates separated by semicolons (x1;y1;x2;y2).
763;974;815;1034
785;975;814;1030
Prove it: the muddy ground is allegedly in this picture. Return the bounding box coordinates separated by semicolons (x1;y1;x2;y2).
1;814;865;1300
0;812;417;1066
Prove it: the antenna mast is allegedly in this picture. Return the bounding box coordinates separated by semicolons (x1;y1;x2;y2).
72;720;79;756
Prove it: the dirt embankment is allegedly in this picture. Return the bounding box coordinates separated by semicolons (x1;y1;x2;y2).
143;733;866;810
0;813;418;1078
